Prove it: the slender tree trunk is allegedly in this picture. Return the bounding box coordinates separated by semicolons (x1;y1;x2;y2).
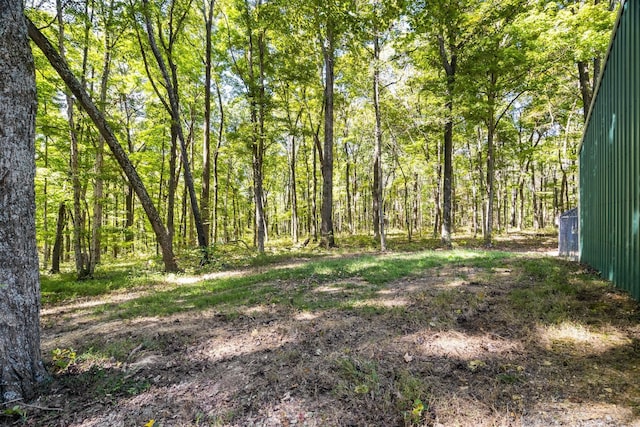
372;34;386;251
438;35;456;248
344;143;353;234
50;203;66;274
28;19;179;272
200;0;216;246
290;132;299;243
213;80;224;244
90;11;113;274
484;90;496;246
56;0;88;278
43;136;50;270
433;139;442;238
0;2;49;402
320;23;336;248
141;0;208;261
312;118;320;242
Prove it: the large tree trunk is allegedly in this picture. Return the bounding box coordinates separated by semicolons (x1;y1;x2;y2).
27;19;179;272
0;2;48;403
320;23;336;248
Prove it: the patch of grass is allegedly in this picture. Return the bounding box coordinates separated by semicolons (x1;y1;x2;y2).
508;257;612;323
41;265;165;305
334;356;381;398
58;365;150;398
395;370;430;426
100;250;510;319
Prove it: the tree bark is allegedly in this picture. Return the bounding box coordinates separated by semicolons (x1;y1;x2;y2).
213;79;224;244
372;34;386;251
200;0;216;246
27;19;179;272
320;21;336;248
50;203;66;274
438;35;456;248
0;2;48;403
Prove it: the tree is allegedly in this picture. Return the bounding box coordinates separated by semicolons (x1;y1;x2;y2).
139;0;209;262
0;1;48;403
28;18;180;272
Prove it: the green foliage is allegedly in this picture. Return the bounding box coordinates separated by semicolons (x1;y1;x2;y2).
27;0;617;270
335;356;381;398
51;347;77;373
58;365;150;398
1;405;27;423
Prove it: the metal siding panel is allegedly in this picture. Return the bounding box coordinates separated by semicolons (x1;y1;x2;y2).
581;0;640;300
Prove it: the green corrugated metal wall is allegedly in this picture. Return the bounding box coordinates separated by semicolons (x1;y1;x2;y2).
579;0;640;300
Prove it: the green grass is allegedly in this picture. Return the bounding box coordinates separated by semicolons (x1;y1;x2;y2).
83;249;510;320
40;262;166;304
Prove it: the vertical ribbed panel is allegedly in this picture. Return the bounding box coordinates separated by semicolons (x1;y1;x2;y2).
580;0;640;300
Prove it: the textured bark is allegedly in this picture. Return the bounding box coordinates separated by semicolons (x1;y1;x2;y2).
0;2;48;402
27;19;179;272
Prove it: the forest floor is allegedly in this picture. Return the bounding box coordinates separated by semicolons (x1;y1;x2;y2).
6;233;640;426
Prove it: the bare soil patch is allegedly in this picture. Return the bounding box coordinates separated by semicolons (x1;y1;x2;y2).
6;241;640;426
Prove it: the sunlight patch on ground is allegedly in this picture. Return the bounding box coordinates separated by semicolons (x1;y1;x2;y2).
352;298;410;308
401;330;522;360
165;269;245;285
196;323;295;363
41;290;152;317
294;311;321;321
527;401;637;426
537;322;631;354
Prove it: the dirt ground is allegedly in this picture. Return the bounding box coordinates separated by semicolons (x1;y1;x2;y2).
7;238;640;426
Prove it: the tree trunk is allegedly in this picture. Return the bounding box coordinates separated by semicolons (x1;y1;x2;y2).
290;132;299;243
200;0;215;246
372;34;386;251
141;0;208;261
0;2;49;402
213;79;224;244
484;92;496;246
50;203;66;274
438;35;456;248
27;19;179;272
90;9;113;274
344;142;353;234
320;22;336;248
56;0;89;279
